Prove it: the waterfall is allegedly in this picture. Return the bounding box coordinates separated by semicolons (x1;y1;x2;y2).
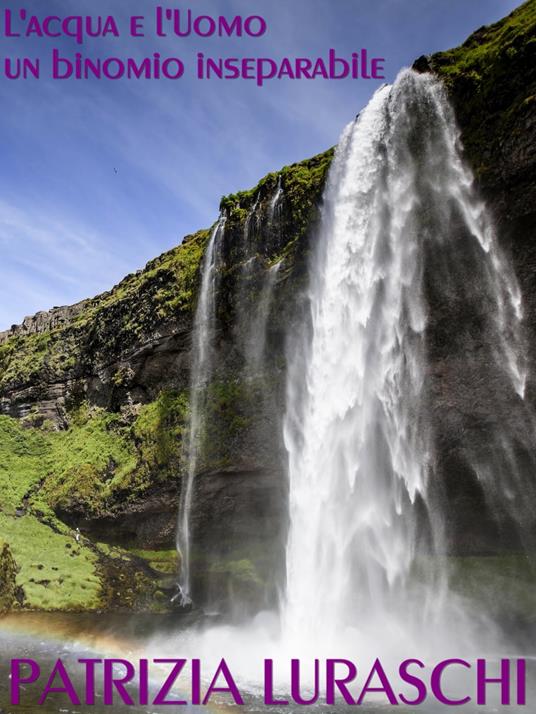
159;68;535;698
240;182;284;376
245;262;281;375
163;69;534;696
176;215;226;604
244;194;259;250
268;177;283;222
282;68;527;652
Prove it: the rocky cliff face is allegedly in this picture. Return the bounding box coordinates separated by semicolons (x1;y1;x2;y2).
0;0;534;613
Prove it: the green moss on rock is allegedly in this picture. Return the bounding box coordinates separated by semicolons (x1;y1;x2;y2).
0;332;51;388
130;389;189;490
0;415;103;610
41;407;138;517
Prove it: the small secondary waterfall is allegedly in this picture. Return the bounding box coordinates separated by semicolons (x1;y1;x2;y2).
176;178;285;610
177;216;226;603
282;69;527;651
244;194;260;249
268;177;283;222
239;190;282;376
246;261;281;374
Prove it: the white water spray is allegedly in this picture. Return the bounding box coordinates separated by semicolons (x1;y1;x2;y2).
282;68;526;654
244;194;260;249
268;177;284;222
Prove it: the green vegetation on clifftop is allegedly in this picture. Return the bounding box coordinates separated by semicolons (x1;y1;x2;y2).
0;229;211;391
0;149;334;392
220;149;333;266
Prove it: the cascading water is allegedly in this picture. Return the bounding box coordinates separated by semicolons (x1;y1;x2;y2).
244;194;260;253
238;182;285;378
246;261;281;374
268;177;283;222
177;170;292;614
164;69;533;700
282;68;528;654
176;215;226;604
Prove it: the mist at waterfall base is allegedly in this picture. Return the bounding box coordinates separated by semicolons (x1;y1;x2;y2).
153;68;536;707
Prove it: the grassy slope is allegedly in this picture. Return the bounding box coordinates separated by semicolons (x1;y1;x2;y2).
0;409;182;611
0;416;102;610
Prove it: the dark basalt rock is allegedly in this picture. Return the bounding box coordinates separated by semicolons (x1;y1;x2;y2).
59;482;179;548
412;54;432;73
189;466;288;614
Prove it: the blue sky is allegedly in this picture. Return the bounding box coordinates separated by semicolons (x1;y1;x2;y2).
0;0;522;329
